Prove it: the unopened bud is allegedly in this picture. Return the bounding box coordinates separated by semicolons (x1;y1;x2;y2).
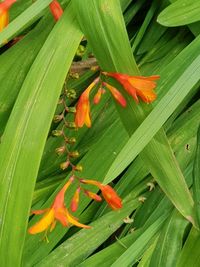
57;98;63;105
76;45;85;57
66;137;76;145
138;196;146;203
70;73;79;79
69;151;79;158
91;66;99;72
55;146;66;155
65;89;77;99
53;114;63;123
74;165;83;172
52;130;63;137
65;107;76;113
65;122;76;129
70;187;81;212
60;161;70;170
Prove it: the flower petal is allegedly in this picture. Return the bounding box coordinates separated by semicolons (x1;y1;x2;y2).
53;177;73;210
136;88;157;103
103;82;127;107
30;209;49;215
75;78;100;128
71;187;81;212
65;209;91;229
28;209;55;234
55;209;68;227
84;190;102;202
100;185;122;210
93;88;103;105
49;0;63;21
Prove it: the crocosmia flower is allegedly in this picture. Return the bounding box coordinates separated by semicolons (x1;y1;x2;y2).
70;187;81;212
28;177;90;235
103;82;127;107
80;179;122;210
103;72;160;103
75;77;100;128
0;0;16;32
49;0;63;21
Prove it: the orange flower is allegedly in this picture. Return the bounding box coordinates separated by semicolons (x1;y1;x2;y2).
103;82;126;107
49;0;63;21
93;87;105;105
28;178;90;235
70;187;80;212
0;0;16;32
103;72;160;104
75;77;100;128
84;190;102;202
81;179;122;210
100;184;122;210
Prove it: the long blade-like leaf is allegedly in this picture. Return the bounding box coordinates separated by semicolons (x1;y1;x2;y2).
0;4;82;266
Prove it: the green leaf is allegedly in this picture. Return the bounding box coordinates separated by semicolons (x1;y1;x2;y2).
157;0;200;27
0;4;82;266
0;15;54;135
149;210;189;267
176;227;200;267
193;124;200;227
111;215;166;267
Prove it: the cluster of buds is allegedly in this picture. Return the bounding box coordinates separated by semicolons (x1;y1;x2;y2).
52;85;82;173
75;71;160;128
28;176;122;236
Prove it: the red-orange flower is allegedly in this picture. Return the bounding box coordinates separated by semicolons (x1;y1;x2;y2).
93;87;105;105
75;77;100;128
49;0;63;21
103;72;160;104
103;82;126;107
28;178;90;235
84;190;102;202
70;187;80;212
81;179;122;210
0;0;16;32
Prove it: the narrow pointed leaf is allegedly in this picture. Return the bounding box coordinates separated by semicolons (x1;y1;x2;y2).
193;125;200;227
0;4;82;266
157;0;200;27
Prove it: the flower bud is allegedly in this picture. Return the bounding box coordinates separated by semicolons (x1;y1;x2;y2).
65;89;77;99
60;161;70;170
66;137;76;145
55;146;66;155
74;164;83;172
76;45;85;57
52;130;63;137
65;122;76;129
57;98;63;105
65;107;76;113
69;151;79;158
70;187;81;212
69;73;79;79
53;114;63;123
84;190;102;202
